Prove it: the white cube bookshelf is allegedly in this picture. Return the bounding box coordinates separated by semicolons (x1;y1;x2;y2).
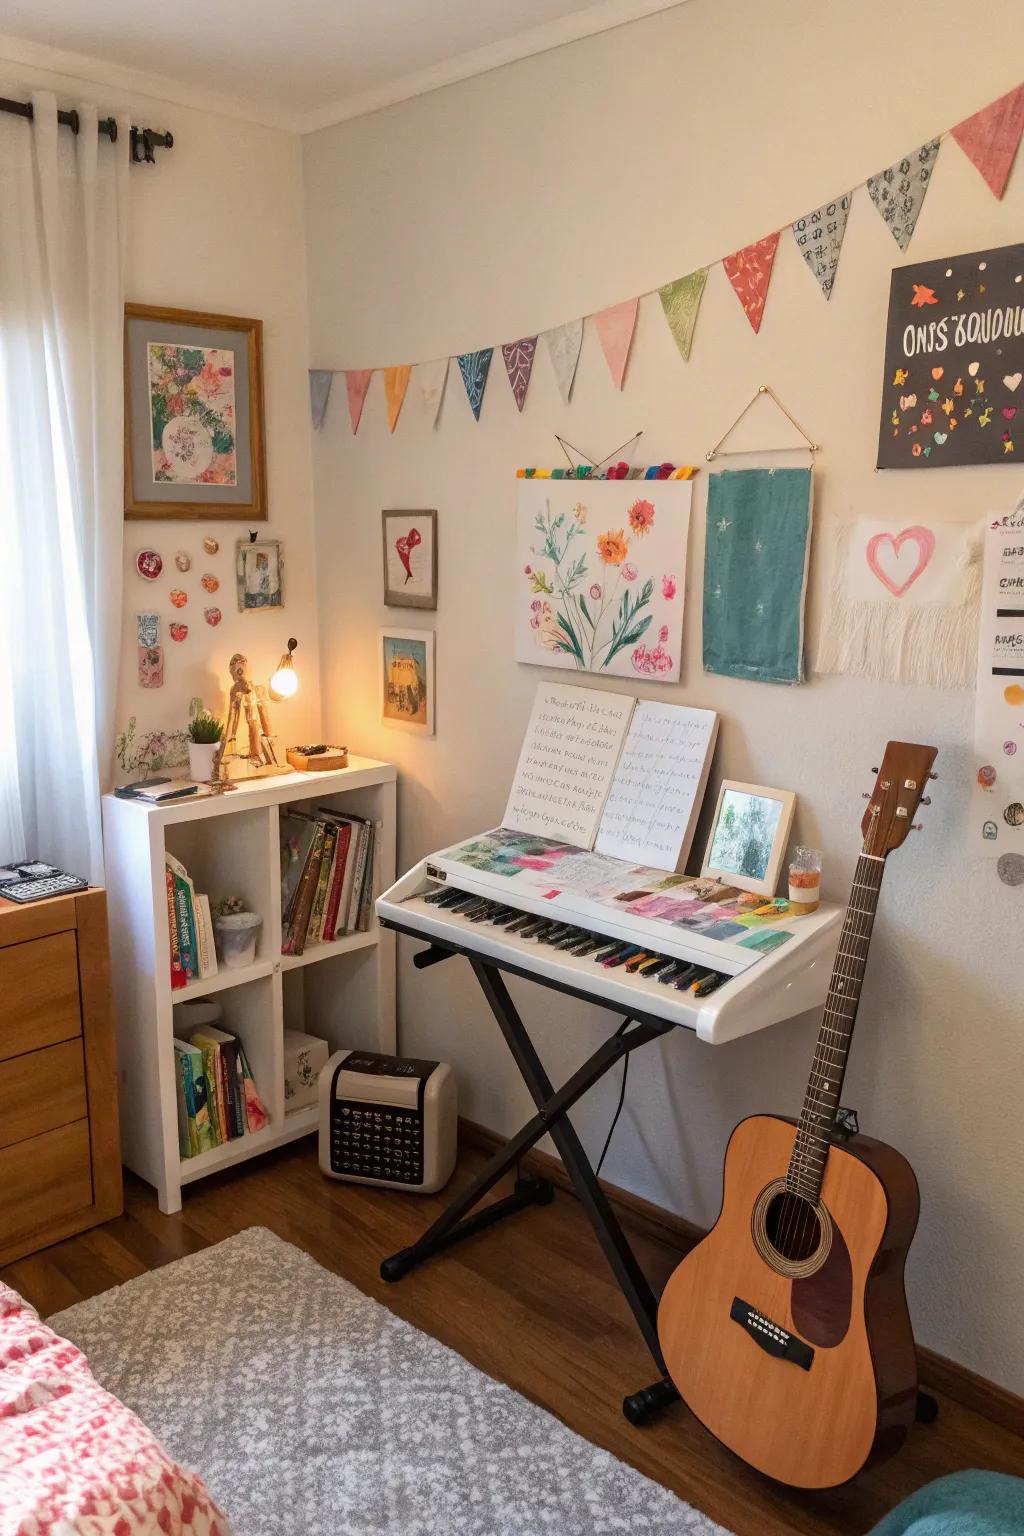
102;757;396;1213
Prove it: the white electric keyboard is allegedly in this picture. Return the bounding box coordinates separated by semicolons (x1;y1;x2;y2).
377;845;842;1044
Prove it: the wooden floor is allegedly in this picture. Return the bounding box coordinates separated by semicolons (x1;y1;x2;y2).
4;1138;1023;1536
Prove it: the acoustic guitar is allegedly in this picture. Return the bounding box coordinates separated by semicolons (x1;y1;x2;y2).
657;741;937;1489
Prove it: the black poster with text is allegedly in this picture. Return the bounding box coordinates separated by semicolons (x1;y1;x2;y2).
877;242;1024;470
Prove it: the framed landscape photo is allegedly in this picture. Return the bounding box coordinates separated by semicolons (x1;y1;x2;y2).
124;303;267;520
700;780;796;897
382;509;437;609
380;628;435;735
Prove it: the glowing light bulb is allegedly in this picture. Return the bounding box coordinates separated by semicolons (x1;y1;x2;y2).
268;638;299;702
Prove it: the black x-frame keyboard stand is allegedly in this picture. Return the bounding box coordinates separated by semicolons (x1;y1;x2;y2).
377;924;684;1424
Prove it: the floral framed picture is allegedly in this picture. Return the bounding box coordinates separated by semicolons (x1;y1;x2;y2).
124;303;266;521
236;538;283;611
381;628;435;734
382;509;437;609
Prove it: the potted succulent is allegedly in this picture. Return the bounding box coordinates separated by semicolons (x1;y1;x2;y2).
187;707;224;782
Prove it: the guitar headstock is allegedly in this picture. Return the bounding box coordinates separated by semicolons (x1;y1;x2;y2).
861;741;938;857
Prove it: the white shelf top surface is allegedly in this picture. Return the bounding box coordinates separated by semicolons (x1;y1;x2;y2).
104;755;395;823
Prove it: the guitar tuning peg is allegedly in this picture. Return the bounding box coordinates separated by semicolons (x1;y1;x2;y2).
912;823;923;831
861;792;871;800
871;767;879;775
920;796;931;806
928;771;938;780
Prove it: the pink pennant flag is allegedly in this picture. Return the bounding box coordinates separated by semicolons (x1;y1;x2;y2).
722;233;780;334
593;298;638;390
345;369;373;434
951;83;1024;200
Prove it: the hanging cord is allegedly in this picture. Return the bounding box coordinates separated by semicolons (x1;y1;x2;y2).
595;1019;633;1179
555;429;643;475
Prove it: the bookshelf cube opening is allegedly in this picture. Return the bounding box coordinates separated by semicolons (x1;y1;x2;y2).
165;808;275;969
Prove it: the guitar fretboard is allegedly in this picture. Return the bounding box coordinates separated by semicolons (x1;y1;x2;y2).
786;852;885;1202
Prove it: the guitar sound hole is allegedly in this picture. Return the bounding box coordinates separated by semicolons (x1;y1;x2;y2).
765;1192;822;1263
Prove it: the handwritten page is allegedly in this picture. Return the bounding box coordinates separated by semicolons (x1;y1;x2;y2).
502;683;634;847
594;700;719;871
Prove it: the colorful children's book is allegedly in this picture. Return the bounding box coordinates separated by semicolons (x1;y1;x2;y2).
173;1039;216;1156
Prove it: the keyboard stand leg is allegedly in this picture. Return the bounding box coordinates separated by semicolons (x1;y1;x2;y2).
381;959;673;1387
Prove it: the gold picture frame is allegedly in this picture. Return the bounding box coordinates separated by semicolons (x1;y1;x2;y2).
124;303;267;521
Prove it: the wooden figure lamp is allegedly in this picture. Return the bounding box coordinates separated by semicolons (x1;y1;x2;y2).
212;646;298;782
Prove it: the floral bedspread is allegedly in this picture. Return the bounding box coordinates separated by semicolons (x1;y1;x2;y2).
0;1281;229;1536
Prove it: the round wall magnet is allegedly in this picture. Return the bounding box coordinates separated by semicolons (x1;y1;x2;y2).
169;622;189;642
1003;802;1024;827
978;765;997;787
203;536;219;555
175;551;192;572
201;573;220;593
169;589;188;608
204;606;222;626
1004;740;1018;756
983;820;998;840
998;853;1024;885
136;550;162;581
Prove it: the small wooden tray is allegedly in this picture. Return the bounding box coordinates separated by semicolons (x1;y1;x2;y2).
286;746;349;773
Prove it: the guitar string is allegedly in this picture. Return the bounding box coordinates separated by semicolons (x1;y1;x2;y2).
781;813;885;1259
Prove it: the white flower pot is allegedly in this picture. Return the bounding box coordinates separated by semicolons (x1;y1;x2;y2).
188;740;220;781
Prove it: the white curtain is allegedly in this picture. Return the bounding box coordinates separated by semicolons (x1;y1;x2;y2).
0;93;130;883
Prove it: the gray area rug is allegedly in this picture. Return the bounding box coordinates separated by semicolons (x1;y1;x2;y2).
50;1226;728;1536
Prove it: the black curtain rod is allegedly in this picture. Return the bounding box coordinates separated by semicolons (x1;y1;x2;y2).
0;95;173;162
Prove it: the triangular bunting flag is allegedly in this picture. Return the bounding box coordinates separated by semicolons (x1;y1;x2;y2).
792;194;851;300
309;370;333;429
593;298;639;388
952;83;1024;200
543;319;583;403
457;349;493;420
344;369;373;435
867;140;941;251
416;358;449;426
384;365;411;433
658;270;708;362
722;233;780;334
501;336;537;412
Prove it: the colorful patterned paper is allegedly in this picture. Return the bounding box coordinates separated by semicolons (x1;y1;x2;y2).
792;194;852;300
308;369;333;429
384;364;411;433
722;233;780;334
658;270;708;362
416;357;449;425
593;299;639;388
867;140;941;251
501;336;537;412
703;468;812;686
543;319;584;403
457;349;493;420
952;83;1024;200
344;369;372;434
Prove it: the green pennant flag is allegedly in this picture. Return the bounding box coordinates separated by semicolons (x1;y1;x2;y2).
659;268;709;362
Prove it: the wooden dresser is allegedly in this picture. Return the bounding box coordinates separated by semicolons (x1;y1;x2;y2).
0;889;122;1265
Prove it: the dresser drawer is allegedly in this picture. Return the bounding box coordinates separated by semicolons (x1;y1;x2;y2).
0;932;81;1061
0;1120;93;1249
0;1039;87;1149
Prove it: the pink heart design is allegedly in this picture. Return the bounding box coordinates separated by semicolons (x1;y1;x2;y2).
1003;406;1017;421
866;526;936;597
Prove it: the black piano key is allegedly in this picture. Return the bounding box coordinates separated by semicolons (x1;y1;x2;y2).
424;886;451;905
624;950;655;973
449;894;482;913
504;913;535;934
636;954;668;975
675;967;711;991
541;923;572;944
434;888;465;908
487;907;518;925
694;971;727;997
657;962;687;985
594;942;629;964
518;917;550;939
552;928;586;950
456;898;490;917
567;935;605;955
604;944;642;969
467;901;501;922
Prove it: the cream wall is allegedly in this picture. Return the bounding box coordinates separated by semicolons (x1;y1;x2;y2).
304;0;1024;1391
0;52;322;776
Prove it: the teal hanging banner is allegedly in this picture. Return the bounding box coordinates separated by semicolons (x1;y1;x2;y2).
702;468;812;685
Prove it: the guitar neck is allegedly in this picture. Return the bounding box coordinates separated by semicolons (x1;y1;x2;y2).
786;852;886;1202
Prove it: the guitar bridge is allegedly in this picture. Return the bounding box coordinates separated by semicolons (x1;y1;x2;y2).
730;1297;814;1371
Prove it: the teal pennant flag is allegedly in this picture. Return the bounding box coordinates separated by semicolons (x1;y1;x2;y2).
702;467;812;685
456;349;493;420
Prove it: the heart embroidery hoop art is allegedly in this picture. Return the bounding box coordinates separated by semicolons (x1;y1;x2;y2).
865;525;936;597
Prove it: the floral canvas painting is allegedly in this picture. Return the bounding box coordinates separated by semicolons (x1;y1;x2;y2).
514;481;691;681
148;342;237;485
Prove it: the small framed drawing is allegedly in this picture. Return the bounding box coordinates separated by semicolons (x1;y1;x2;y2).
700;780;796;897
381;628;435;734
382;509;437;609
236;538;283;610
124;303;266;521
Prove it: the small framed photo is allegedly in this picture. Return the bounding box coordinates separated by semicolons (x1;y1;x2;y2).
381;628;434;734
382;509;437;609
124;304;266;521
236;538;283;610
701;780;796;897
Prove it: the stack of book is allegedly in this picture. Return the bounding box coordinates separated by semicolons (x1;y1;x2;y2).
280;809;377;956
166;852;218;990
173;1026;269;1159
